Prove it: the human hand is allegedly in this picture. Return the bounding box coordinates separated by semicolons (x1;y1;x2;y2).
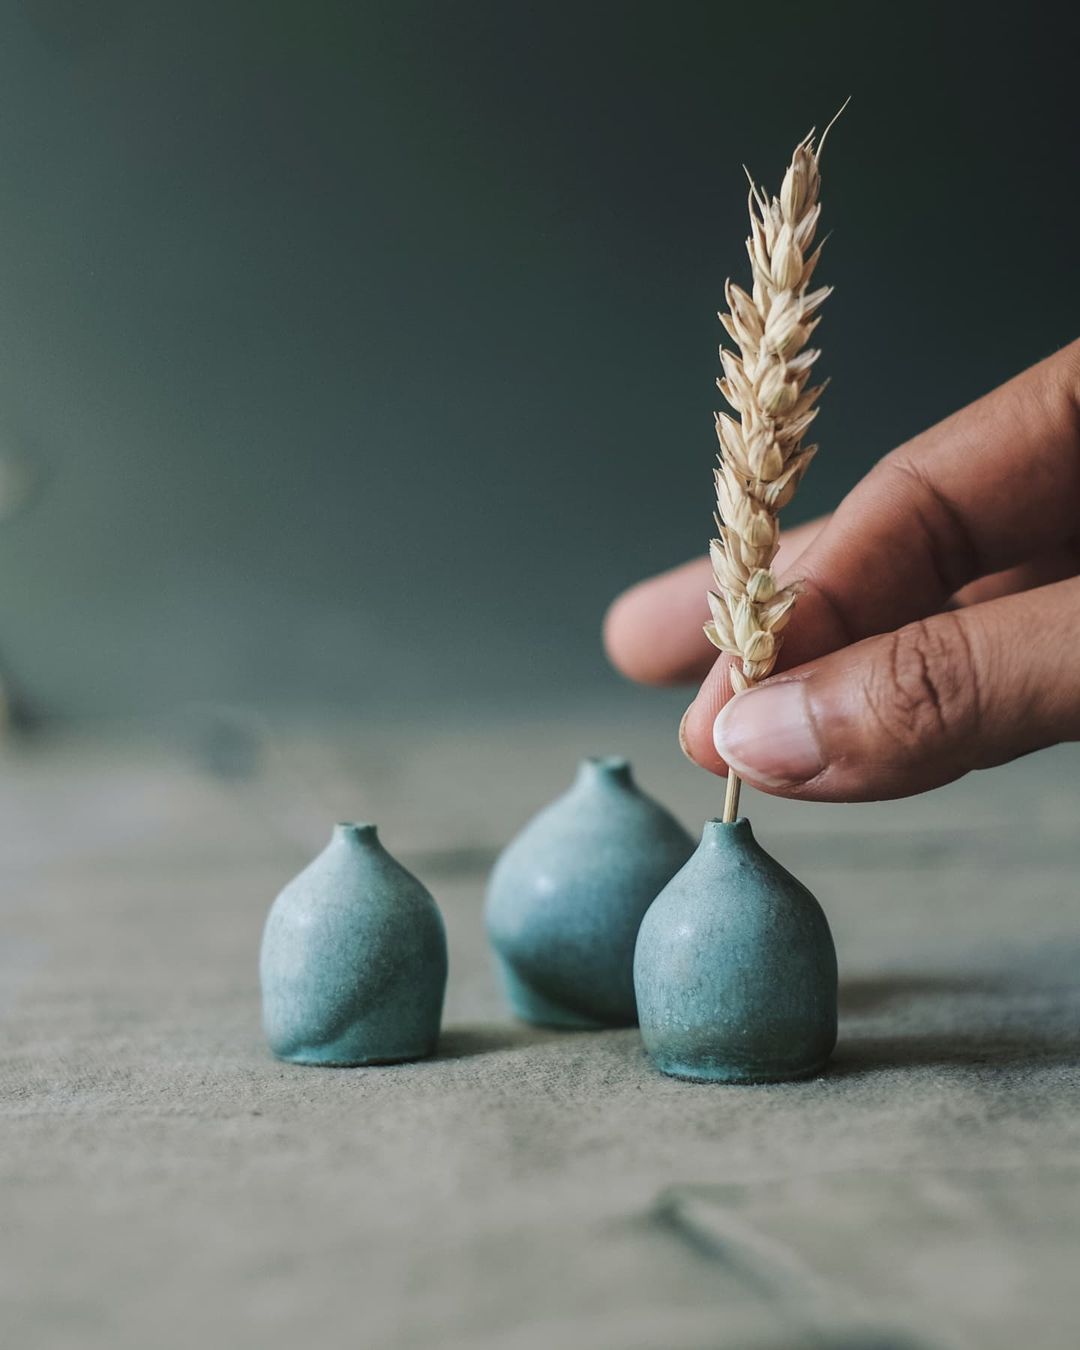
604;339;1080;802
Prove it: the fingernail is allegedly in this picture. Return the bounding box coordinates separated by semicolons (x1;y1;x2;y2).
677;706;694;763
713;682;824;786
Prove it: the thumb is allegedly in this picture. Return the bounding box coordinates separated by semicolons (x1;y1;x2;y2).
710;577;1080;802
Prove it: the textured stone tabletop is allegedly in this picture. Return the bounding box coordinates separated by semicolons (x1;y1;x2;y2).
3;708;1079;1349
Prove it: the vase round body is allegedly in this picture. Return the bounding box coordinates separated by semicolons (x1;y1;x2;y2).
260;823;447;1066
634;817;836;1083
485;757;694;1029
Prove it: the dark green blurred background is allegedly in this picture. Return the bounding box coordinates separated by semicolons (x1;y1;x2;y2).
0;0;1075;723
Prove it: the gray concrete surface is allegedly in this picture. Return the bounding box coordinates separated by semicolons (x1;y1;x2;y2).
3;712;1079;1348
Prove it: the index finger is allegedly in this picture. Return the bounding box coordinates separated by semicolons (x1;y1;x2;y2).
603;517;827;685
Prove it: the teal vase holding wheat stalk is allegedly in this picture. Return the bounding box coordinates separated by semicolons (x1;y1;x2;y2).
634;817;836;1082
636;117;844;1081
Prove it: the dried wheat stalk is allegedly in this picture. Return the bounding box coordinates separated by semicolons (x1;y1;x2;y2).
707;117;841;821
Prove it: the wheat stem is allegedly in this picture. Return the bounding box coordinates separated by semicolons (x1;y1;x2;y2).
706;118;839;819
722;770;742;824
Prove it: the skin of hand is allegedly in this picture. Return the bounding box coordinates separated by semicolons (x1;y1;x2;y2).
604;338;1080;803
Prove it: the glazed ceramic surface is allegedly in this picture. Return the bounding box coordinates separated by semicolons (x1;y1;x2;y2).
260;823;447;1066
485;757;694;1028
634;817;836;1083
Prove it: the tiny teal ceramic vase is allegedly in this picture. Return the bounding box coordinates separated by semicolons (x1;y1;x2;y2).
485;757;694;1029
634;817;836;1083
260;823;447;1066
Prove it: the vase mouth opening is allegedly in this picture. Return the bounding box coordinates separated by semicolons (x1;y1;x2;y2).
333;821;378;842
703;815;752;834
580;755;633;784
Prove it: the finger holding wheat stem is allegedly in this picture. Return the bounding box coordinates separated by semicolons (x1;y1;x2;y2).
707;114;843;822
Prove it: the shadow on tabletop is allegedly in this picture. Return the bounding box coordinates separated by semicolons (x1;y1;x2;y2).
829;1027;1080;1078
435;1021;572;1059
838;971;1005;1014
835;968;1080;1077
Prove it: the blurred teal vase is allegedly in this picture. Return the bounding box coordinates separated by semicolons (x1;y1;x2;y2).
260;823;447;1066
634;817;836;1082
485;757;694;1029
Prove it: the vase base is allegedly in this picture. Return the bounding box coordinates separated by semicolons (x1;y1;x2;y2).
272;1051;436;1068
271;1037;438;1067
648;1053;831;1084
495;959;628;1030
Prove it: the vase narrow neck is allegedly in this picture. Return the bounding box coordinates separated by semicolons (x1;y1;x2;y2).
699;817;755;849
333;822;380;848
575;756;633;791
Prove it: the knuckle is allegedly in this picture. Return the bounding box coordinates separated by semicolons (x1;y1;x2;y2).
1051;338;1080;439
875;454;979;597
1054;336;1080;400
863;616;980;749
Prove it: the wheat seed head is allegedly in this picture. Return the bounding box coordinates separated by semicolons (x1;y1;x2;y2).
706;114;841;693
